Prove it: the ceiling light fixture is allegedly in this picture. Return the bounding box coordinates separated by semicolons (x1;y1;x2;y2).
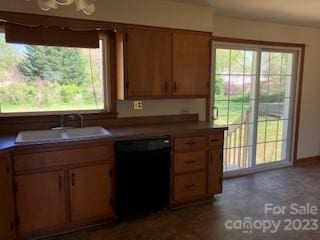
27;0;96;15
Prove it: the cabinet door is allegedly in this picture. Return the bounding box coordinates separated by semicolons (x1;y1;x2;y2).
208;148;223;194
16;171;66;233
126;27;172;98
172;33;211;96
69;164;113;222
0;153;15;240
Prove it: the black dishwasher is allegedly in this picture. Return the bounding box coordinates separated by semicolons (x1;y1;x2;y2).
115;137;171;218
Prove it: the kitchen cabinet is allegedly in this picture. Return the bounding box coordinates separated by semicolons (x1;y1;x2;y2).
70;164;113;222
207;148;223;194
172;33;211;97
125;27;172;98
172;131;225;207
16;171;67;233
117;26;211;99
7;125;225;238
174;171;206;201
0;152;15;240
13;143;114;239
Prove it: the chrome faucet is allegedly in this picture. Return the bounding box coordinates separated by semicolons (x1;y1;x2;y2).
78;114;84;128
60;115;65;128
52;114;84;130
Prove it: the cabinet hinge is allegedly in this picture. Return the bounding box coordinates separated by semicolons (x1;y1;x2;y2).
207;81;210;89
15;216;20;226
13;182;18;192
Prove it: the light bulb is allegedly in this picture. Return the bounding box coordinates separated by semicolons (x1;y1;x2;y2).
56;0;74;5
82;3;95;15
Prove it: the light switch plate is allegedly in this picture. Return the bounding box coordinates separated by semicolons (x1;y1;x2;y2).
133;101;143;110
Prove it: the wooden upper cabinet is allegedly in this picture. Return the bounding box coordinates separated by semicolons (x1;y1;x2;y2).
0;153;15;240
16;171;67;234
125;27;172;98
117;26;212;99
172;33;211;97
69;164;113;222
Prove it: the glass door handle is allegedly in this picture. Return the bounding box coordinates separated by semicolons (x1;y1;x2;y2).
213;107;219;120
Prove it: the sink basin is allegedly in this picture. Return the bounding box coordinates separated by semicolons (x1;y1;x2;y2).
65;127;110;139
15;127;110;145
16;129;67;144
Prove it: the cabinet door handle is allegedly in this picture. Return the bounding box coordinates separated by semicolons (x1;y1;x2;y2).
71;173;75;186
165;81;168;93
185;184;195;189
173;81;177;92
58;175;62;189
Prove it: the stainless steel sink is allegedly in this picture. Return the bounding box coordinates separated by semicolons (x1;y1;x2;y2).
65;127;111;139
15;127;110;145
15;129;68;144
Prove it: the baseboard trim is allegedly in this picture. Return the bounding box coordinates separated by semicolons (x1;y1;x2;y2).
295;156;320;166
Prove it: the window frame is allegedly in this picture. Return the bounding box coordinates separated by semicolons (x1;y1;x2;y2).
0;28;112;117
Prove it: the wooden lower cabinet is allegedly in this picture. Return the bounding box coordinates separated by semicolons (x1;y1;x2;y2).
70;164;113;222
208;148;223;194
13;144;114;239
0;152;16;240
172;132;225;206
173;171;206;201
16;171;67;234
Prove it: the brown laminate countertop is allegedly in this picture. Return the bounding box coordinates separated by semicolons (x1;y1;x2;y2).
0;121;227;152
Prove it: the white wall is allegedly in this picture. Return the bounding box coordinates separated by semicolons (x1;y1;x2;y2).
212;16;320;158
0;0;213;121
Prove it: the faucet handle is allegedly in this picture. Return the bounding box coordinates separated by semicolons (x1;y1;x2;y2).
78;114;84;128
60;115;65;128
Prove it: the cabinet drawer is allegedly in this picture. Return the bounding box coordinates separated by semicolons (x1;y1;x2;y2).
174;151;207;173
174;136;207;152
173;171;206;201
209;134;224;148
14;145;113;172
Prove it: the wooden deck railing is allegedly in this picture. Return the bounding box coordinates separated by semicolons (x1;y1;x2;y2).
224;109;250;170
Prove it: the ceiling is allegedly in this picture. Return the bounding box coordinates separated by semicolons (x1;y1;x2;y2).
166;0;320;28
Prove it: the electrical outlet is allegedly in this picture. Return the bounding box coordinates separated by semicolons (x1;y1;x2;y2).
133;101;143;110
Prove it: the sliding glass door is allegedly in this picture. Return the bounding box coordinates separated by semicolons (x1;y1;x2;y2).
213;45;298;175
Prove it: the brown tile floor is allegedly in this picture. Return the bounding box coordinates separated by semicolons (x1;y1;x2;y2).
48;163;320;240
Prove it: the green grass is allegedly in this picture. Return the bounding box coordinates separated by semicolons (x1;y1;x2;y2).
214;95;286;168
1;103;104;113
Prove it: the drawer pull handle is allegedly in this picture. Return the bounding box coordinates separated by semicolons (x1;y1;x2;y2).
71;173;75;186
58;175;62;189
186;141;195;145
210;139;220;142
185;184;195;188
185;160;196;164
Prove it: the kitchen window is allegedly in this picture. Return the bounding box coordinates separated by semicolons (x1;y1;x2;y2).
0;27;110;116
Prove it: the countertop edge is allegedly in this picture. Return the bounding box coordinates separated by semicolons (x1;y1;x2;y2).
0;122;228;153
